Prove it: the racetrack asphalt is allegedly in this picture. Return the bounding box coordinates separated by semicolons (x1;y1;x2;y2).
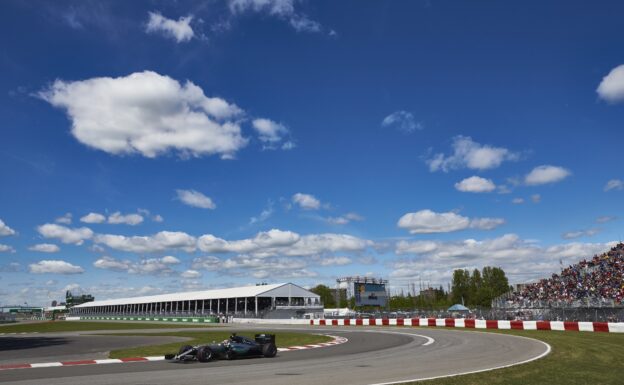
0;325;549;385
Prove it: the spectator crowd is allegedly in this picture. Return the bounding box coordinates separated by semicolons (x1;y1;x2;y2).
510;243;624;305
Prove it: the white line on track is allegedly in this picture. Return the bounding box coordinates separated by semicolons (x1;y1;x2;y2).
366;331;552;385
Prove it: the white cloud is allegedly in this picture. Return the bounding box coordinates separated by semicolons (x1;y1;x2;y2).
94;231;196;253
55;213;72;225
252;118;289;148
392;234;616;284
381;110;422;133
454;176;496;193
0;244;15;253
29;260;84;274
397;210;503;234
108;212;144;225
531;194;541;203
94;255;181;275
249;201;274;225
191;256;222;271
512;198;524;204
596;216;617;224
40;71;248;159
469;217;506;230
0;219;16;237
80;212;106;224
319;256;351;266
197;229;371;257
176;189;216;209
326;212;364;225
28;243;60;253
597;64;624;103
152;214;164;223
146;12;194;43
428;136;518;172
524;165;571;185
181;269;202;279
228;0;324;34
37;224;93;245
292;193;321;210
604;179;623;192
562;228;601;240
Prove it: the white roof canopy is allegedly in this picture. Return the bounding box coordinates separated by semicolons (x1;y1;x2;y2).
74;282;319;308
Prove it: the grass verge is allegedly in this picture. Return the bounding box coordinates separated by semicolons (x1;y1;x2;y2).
108;331;333;359
407;328;624;385
0;321;216;333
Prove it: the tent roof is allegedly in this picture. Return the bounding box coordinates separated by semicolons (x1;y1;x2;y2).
447;304;470;311
75;282;319;308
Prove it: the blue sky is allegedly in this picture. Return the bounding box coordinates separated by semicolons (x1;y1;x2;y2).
1;0;623;306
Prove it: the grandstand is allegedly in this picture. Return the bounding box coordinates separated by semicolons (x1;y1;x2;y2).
70;282;323;320
493;243;624;322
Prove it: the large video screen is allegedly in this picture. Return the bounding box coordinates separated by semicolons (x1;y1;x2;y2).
354;283;387;306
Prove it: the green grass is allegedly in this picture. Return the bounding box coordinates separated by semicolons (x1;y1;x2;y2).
0;321;216;333
407;329;624;385
108;331;333;359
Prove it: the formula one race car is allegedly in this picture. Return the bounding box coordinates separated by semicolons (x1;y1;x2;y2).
166;333;277;362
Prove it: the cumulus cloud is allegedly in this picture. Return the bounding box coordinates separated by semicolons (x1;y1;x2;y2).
80;212;106;224
524;165;571;185
191;256;222;271
176;189;216;209
37;224;93;245
292;193;321;210
94;231;196;253
319;256;351;266
28;243;60;253
252;118;291;149
604;179;623;192
249;201;274;225
512;198;524;204
29;260;84;274
381;110;422;133
597;64;624;103
392;234;616;284
108;212;144;225
427;136;518;172
181;269;202;279
0;244;15;253
39;71;248;159
197;229;371;258
397;210;505;234
454;176;496;193
0;219;16;237
228;0;324;33
94;255;181;275
146;12;194;43
55;213;72;225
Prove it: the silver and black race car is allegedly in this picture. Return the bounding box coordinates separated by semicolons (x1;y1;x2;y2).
166;333;278;362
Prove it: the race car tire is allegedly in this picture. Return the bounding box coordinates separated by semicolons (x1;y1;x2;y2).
225;350;236;360
178;345;194;357
262;343;277;358
196;346;213;362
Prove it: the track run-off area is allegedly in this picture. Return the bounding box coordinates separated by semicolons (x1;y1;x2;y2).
0;325;549;385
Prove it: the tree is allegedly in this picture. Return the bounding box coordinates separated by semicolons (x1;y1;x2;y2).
309;284;336;308
451;269;470;305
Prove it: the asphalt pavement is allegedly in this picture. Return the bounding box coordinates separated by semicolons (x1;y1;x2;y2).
0;325;549;385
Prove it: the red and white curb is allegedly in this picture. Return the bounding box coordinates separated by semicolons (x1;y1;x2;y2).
0;334;347;371
311;318;624;333
0;332;39;335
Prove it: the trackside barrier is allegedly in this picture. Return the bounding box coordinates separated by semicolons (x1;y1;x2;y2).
310;318;624;333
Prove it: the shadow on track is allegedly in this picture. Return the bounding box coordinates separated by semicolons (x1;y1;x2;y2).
0;337;68;351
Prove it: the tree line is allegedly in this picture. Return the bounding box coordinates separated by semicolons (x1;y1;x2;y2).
309;266;510;311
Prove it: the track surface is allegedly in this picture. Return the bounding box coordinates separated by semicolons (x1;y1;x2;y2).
0;326;549;385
